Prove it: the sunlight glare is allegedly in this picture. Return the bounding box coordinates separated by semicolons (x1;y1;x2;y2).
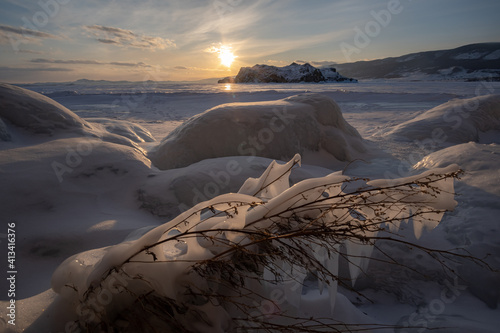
217;45;236;67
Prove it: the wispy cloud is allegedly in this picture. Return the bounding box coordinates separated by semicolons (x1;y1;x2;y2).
31;58;151;67
0;66;73;72
0;24;59;45
84;25;175;50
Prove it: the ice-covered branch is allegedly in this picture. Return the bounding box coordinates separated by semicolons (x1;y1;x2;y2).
51;154;462;332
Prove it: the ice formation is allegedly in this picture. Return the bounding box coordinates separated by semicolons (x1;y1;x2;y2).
386;94;500;144
51;154;459;332
151;93;367;170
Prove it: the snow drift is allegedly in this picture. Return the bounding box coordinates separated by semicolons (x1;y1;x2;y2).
0;83;155;149
151;93;367;170
385;94;500;144
0;82;92;135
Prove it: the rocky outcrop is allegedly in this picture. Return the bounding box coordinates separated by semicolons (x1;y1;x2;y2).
218;63;357;83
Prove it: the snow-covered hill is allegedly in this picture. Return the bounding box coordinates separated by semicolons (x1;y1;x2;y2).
218;62;357;83
336;43;500;81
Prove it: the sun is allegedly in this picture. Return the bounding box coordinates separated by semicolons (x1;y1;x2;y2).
213;45;236;67
219;47;236;67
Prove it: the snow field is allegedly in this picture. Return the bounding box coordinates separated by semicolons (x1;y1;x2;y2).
1;81;500;332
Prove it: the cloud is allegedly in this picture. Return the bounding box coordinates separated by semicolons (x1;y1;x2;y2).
31;58;101;65
30;58;151;67
97;38;119;44
0;24;59;46
174;66;188;70
85;25;175;50
0;66;72;72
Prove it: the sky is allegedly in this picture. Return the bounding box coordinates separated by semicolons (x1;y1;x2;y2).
0;0;499;83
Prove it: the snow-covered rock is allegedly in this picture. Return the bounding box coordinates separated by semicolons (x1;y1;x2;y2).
385;94;500;144
151;93;367;170
218;63;357;83
0;83;93;136
0;83;155;152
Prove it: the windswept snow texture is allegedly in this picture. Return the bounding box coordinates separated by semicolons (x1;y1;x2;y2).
88;118;155;143
386;94;500;144
151;93;367;170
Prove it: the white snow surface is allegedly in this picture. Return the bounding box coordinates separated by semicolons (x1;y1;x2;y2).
1;80;500;332
151;93;368;170
385;94;500;144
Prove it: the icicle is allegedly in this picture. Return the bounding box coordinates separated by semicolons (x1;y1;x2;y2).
344;239;374;285
412;209;446;239
283;263;307;308
326;245;340;315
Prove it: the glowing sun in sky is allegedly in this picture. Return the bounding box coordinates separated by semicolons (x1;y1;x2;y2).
210;44;237;67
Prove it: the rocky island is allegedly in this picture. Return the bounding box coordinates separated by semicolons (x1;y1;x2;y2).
218;62;357;83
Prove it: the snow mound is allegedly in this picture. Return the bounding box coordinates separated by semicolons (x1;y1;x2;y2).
0;83;92;135
0;137;151;216
414;143;500;308
385;94;500;144
0;83;155;152
414;142;500;196
88;118;155;143
151;93;367;170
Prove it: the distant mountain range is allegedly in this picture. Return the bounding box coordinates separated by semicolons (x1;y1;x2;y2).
218;63;357;84
335;43;500;81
